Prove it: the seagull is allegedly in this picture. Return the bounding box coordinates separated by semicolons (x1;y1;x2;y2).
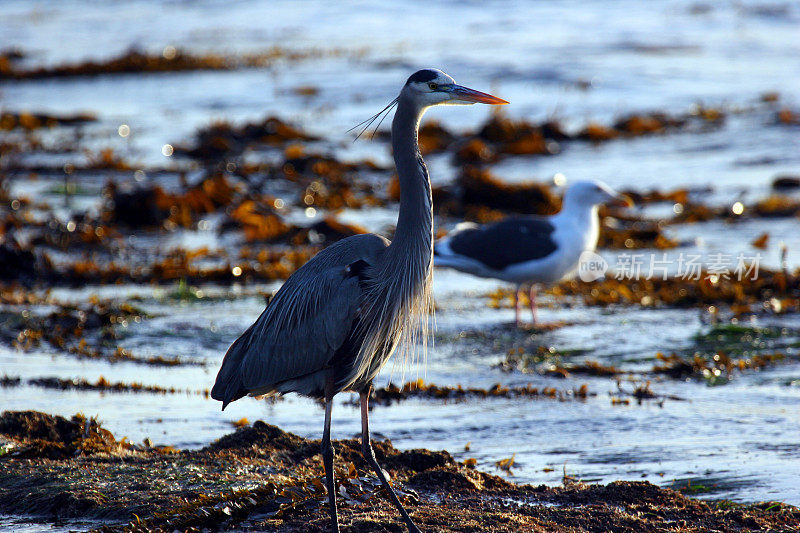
434;179;631;325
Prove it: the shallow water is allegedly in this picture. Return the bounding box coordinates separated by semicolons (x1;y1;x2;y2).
2;0;800;523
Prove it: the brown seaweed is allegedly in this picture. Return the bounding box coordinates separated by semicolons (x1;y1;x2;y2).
0;111;96;131
0;47;350;81
173;117;318;162
551;267;799;310
365;379;592;407
0;411;797;532
437;166;560;217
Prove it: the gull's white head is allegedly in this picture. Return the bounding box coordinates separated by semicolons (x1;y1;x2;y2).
562;179;633;209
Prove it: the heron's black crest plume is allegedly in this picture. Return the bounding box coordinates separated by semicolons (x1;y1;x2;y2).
406;69;438;84
347;97;399;141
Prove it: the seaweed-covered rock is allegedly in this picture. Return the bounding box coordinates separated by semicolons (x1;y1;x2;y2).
458;167;560;214
0;239;37;282
0;411;81;444
772;175;800;190
1;411;798;532
0;410;126;459
105;182;168;227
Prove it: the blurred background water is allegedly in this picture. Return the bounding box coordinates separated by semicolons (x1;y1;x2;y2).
1;0;800;512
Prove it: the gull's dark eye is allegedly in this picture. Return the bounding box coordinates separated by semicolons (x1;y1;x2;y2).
428;82;438;90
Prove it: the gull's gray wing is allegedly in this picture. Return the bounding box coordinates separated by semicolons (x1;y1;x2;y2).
211;234;387;407
445;216;557;271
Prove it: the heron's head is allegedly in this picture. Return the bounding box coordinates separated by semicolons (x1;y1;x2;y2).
402;68;508;108
563;180;633;209
350;69;508;141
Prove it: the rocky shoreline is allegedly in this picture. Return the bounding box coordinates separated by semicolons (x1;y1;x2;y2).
1;410;797;532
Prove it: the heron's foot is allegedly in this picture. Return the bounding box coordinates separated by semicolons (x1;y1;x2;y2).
321;441;339;533
329;518;340;533
362;441;422;532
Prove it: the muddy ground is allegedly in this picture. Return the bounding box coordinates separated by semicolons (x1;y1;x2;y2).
0;411;797;532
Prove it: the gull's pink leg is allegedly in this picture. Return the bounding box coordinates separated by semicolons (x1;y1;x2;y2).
514;285;521;326
529;285;538;325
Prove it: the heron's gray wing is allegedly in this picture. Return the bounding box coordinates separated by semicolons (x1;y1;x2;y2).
212;234;386;407
447;216;557;270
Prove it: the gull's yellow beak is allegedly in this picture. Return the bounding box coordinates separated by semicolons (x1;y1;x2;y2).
609;193;635;208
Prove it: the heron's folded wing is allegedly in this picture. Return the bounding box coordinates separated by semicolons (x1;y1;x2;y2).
211;260;364;404
240;263;363;390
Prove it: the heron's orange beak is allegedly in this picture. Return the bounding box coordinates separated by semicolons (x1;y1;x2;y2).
450;85;509;105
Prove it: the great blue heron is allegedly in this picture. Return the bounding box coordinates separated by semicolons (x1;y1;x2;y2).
434;180;631;326
211;68;507;533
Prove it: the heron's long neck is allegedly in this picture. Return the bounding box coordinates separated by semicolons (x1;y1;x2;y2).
382;98;433;287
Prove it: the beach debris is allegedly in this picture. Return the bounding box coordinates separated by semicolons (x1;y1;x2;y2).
495;454;516;472
231;418;250;428
652;347;793;383
417;121;456;154
776;108;799;125
227;199;290;241
497;346;623;377
610;380;686;406
751;232;769;250
0;411;798;531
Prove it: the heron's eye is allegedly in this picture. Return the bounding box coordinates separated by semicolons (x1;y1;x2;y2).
428;82;438;90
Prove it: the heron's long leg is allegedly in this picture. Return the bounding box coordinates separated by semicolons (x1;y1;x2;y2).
322;376;339;533
360;388;421;533
529;284;538;325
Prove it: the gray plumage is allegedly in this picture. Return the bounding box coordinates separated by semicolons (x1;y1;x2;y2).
212;233;388;404
434;179;629;326
211;68;507;533
438;217;557;271
211;96;435;406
